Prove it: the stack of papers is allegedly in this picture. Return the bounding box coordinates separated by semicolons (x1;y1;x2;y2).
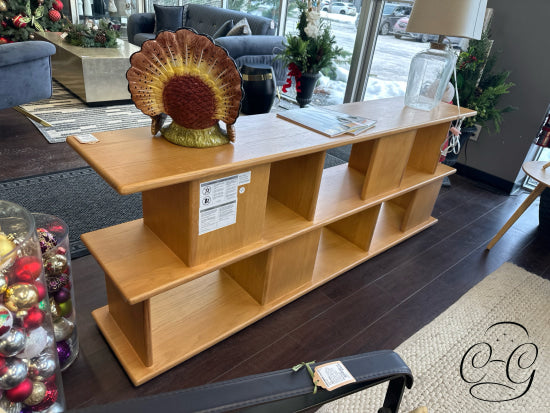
277;106;377;137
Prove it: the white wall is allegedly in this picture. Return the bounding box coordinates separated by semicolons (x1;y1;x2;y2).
457;0;550;190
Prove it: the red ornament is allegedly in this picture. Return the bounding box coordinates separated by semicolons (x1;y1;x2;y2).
1;21;7;28
35;281;47;301
52;0;63;11
23;307;45;329
0;37;7;44
48;9;61;22
5;378;33;402
12;256;42;283
12;15;27;28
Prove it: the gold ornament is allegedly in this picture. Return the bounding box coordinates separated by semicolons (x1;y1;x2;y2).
0;0;7;12
126;28;243;148
0;274;8;295
44;254;67;276
23;381;47;406
0;232;15;266
4;283;39;312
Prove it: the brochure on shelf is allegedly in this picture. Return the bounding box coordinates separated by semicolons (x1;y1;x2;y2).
277;106;377;137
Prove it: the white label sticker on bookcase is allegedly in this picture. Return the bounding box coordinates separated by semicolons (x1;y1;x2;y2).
238;171;251;185
199;174;239;235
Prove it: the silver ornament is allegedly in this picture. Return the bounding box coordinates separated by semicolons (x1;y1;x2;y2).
54;317;74;342
0;357;27;389
0;398;22;413
0;328;26;356
28;352;57;380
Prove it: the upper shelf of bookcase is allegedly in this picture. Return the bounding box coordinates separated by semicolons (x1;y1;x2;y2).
67;97;475;195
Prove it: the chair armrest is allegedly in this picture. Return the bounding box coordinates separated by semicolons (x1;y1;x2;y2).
215;35;285;60
0;41;55;68
70;350;413;412
127;13;155;45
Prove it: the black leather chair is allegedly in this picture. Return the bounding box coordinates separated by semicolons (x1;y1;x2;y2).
70;350;413;413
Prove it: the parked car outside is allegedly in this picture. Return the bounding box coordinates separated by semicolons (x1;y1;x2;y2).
379;2;411;35
323;2;357;16
393;16;468;50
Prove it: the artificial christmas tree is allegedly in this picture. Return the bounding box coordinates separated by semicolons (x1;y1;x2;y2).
0;0;69;42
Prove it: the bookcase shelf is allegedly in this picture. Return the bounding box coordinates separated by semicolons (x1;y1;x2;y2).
68;97;475;385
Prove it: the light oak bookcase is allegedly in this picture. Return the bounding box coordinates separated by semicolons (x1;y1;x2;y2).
68;97;475;385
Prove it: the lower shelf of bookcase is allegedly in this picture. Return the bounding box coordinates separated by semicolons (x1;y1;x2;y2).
92;214;437;386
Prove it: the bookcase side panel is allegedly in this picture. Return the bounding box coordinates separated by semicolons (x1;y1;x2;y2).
327;205;382;251
105;277;153;366
144;165;270;267
400;179;443;231
142;182;195;266
348;140;375;174
408;122;452;174
223;252;270;304
361;131;417;199
268;152;326;221
263;229;321;304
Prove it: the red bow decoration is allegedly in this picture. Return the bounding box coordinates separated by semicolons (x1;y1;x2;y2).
282;63;302;94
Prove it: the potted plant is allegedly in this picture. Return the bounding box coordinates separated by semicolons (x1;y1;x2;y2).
445;27;515;165
279;0;342;107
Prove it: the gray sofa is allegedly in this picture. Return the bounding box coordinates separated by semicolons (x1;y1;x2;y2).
127;4;287;86
0;41;56;109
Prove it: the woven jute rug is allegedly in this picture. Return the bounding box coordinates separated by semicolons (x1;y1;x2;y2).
319;263;550;412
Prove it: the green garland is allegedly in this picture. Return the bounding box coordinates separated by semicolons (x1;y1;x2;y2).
64;19;119;48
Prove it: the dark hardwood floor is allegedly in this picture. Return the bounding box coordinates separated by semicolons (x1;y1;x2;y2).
1;107;549;410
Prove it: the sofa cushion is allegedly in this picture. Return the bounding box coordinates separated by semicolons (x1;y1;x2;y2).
184;4;275;36
226;18;251;36
134;32;156;46
154;4;184;33
212;20;234;39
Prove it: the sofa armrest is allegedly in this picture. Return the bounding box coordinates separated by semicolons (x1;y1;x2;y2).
127;13;155;45
215;35;285;60
0;41;56;68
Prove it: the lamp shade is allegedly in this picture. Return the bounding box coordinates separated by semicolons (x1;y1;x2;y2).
406;0;487;40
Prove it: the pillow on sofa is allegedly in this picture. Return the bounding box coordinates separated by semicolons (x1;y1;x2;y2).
212;20;234;39
154;4;184;33
226;18;252;36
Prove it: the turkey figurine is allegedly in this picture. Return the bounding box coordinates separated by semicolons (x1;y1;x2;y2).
126;28;243;148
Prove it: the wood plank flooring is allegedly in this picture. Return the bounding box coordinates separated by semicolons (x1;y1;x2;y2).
1;107;549;410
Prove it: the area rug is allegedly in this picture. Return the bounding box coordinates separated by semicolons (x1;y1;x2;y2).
0;168;142;258
319;263;550;412
19;81;151;143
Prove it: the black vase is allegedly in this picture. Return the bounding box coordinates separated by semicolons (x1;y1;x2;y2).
296;72;321;108
240;63;277;115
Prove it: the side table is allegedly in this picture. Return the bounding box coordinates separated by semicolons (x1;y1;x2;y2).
487;160;550;249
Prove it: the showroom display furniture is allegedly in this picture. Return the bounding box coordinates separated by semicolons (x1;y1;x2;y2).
35;32;141;103
67;97;475;385
127;4;287;86
487;160;550;249
0;40;56;125
72;351;412;412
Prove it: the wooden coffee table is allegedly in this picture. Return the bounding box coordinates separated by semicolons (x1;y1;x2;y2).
36;32;141;103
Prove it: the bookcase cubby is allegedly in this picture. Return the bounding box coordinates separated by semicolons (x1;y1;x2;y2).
68;97;475;385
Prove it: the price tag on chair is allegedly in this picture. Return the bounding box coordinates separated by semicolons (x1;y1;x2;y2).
312;361;356;391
